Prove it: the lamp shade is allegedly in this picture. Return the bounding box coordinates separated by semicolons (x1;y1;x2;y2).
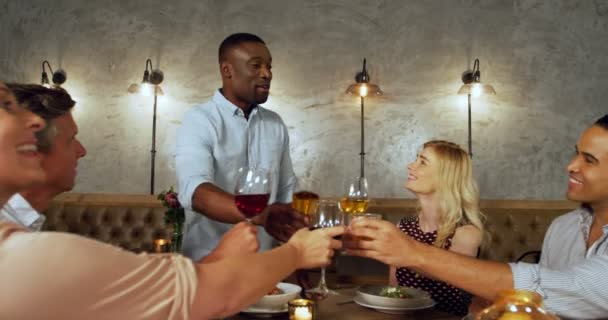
128;83;164;96
346;83;382;97
457;83;496;97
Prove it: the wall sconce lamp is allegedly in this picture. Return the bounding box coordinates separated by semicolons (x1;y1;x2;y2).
128;58;165;194
457;58;495;158
346;58;382;178
40;60;67;88
128;59;164;97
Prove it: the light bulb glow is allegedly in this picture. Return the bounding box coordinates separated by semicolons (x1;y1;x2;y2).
141;83;154;97
359;84;368;97
471;83;482;97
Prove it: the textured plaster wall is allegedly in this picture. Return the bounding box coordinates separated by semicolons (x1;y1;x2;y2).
1;0;607;199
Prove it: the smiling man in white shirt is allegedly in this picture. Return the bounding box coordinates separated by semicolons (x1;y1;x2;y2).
175;33;307;261
0;84;86;230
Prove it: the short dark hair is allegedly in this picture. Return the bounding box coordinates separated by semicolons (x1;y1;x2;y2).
218;33;266;63
595;114;608;130
7;83;75;120
7;83;75;152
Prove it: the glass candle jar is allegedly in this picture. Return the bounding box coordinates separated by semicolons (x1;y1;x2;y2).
476;290;559;320
288;299;316;320
153;238;169;253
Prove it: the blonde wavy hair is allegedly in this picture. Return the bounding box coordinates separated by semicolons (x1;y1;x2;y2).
419;140;485;248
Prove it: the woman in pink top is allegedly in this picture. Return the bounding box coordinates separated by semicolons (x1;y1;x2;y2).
0;81;345;320
347;140;485;316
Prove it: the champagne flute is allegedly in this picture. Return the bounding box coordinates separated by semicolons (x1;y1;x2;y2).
339;176;369;215
305;200;343;300
234;166;271;222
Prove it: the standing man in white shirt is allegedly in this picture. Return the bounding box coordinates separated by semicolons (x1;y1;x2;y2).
347;114;608;319
175;33;307;261
0;84;86;230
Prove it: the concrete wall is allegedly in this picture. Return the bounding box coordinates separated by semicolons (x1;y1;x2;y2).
1;0;607;199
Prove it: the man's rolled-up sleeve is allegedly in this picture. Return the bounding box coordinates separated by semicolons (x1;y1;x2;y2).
175;111;215;211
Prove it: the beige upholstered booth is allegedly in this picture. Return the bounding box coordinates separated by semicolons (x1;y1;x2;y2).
368;199;576;262
43;193;169;253
43;193;577;264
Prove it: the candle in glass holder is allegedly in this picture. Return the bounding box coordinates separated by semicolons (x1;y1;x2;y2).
294;307;312;320
153;239;169;253
288;299;315;320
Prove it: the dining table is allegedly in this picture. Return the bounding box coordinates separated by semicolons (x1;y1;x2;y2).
228;288;462;320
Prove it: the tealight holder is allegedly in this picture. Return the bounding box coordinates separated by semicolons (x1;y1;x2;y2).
153;238;170;253
288;299;316;320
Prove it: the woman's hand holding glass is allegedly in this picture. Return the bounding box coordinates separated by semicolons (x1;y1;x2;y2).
345;218;416;268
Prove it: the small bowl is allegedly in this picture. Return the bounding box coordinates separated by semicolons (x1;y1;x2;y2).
356;284;434;309
249;282;302;311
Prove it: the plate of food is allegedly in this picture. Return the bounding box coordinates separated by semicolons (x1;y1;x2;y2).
356;285;435;310
241;282;302;317
353;295;436;314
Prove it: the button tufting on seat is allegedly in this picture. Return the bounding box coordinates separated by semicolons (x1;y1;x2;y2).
123;213;133;225
144;213;153;225
131;227;143;239
110;228;122;239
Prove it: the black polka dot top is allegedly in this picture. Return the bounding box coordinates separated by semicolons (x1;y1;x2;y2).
395;216;472;316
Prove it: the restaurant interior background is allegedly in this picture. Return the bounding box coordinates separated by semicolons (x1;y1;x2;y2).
1;0;606;199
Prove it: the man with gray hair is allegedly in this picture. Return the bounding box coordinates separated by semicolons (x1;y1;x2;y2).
0;84;86;230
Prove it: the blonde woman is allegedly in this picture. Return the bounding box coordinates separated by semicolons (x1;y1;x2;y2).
349;140;484;316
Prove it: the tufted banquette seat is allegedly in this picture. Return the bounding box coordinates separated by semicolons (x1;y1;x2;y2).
43;193;577;263
368;199;576;262
43;193;170;253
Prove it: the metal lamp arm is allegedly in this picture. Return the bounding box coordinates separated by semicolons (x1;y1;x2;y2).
42;60;53;74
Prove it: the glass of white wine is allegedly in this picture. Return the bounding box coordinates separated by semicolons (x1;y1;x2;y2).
339;176;369;215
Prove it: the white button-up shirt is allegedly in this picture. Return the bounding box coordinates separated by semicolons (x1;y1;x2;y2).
0;193;45;231
510;207;608;319
175;90;297;261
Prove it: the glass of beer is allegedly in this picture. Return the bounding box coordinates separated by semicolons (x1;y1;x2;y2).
339;176;369;215
292;191;320;217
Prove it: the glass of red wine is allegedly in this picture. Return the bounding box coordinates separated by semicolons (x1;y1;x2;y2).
234;166;271;222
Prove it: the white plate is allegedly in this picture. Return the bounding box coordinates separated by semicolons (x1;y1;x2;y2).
240;306;287;318
462;314;474;320
353;296;436;314
356;285;432;308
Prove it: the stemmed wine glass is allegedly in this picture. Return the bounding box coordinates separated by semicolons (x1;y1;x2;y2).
339;176;369;216
234;166;271;222
305;199;344;300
